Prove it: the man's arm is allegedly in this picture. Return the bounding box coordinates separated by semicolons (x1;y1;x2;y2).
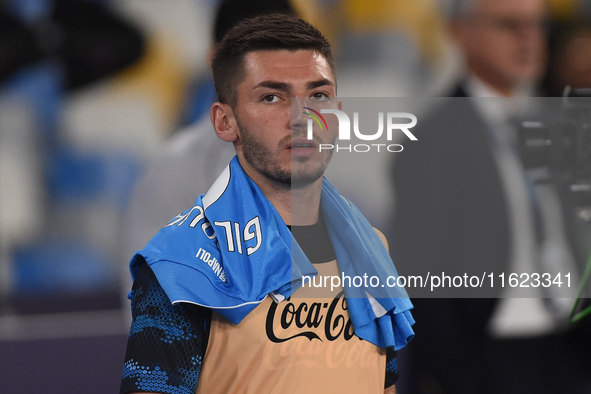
120;261;211;394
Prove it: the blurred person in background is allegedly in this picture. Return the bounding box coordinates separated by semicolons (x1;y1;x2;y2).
392;0;591;393
446;0;546;97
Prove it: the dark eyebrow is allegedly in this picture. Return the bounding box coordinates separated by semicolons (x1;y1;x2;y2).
253;79;335;92
254;81;290;92
307;79;334;90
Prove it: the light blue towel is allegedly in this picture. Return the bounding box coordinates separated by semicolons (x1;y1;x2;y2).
130;156;414;350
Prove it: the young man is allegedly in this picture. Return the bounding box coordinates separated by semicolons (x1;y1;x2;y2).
121;14;413;394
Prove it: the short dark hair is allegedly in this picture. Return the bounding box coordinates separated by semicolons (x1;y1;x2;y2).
211;13;335;107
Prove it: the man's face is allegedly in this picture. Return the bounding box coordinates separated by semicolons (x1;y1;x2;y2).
231;49;337;189
454;0;546;94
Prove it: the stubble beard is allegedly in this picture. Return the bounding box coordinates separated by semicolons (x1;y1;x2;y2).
236;116;334;189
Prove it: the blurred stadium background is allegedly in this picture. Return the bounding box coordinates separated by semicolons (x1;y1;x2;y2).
0;0;588;392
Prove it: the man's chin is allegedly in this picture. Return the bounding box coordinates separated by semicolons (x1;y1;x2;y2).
290;171;325;189
290;158;332;187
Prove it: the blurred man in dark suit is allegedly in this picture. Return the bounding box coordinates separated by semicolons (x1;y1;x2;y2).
392;0;591;393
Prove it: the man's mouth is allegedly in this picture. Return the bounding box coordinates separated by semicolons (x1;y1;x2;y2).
290;143;314;149
288;138;318;150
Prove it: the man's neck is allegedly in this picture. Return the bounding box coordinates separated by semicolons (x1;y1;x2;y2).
256;177;323;227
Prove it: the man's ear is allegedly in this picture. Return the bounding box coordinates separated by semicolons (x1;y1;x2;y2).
211;102;238;142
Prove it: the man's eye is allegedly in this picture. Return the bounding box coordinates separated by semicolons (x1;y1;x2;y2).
311;92;329;101
262;94;279;103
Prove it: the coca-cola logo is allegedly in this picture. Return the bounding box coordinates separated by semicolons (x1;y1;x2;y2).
265;291;357;343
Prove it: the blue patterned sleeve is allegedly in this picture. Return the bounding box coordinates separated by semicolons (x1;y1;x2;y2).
385;348;398;389
120;260;211;394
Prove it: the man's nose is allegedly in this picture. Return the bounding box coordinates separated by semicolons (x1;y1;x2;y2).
290;97;308;130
